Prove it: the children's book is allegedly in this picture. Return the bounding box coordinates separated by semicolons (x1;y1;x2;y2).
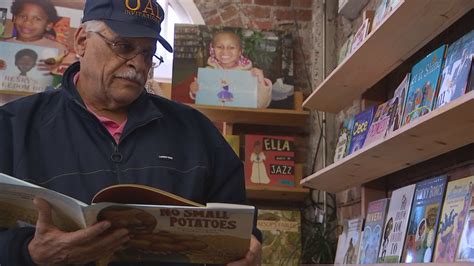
335;218;363;264
196;68;258;108
334;116;354;162
358;198;389;264
385;73;410;137
0;173;255;265
347;106;376;155
402;45;446;126
456;182;474;262
258;209;301;266
377;184;416;263
0;41;59;93
467;57;474;93
0;8;6;37
350;18;370;54
338;34;353;65
244;135;295;187
402;175;448;263
436;30;474;108
224;135;240;158
372;0;389;32
433;175;474;262
363;100;392;146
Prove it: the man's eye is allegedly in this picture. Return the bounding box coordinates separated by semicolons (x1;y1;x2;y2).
114;43;134;53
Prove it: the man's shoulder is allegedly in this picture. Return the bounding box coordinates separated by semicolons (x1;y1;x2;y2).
0;90;64;119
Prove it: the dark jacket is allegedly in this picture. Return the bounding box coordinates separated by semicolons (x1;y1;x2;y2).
0;62;261;266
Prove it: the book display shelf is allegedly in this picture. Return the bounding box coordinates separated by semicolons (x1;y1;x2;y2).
301;1;474;264
192;91;310;203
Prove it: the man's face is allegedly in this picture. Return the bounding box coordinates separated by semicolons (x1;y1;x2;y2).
13;3;50;42
16;55;36;74
80;29;156;108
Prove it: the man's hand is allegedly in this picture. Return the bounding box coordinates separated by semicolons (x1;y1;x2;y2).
227;235;262;266
28;197;130;265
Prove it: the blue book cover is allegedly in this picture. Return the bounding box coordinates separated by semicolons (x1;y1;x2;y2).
402;175;448;263
359;198;389;264
196;68;258;108
347;106;376;155
437;30;474;108
402;45;446;126
0;41;58;93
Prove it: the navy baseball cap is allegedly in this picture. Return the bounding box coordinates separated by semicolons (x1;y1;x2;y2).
82;0;173;52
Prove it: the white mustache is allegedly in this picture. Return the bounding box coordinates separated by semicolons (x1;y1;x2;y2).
114;69;145;84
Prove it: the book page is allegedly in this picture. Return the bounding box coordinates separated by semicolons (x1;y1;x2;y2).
0;179;87;231
83;202;254;264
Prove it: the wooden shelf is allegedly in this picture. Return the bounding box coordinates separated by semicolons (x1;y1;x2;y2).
188;104;309;127
301;92;474;193
246;184;309;202
302;0;474;112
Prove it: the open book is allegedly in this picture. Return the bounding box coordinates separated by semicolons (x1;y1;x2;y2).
0;173;255;264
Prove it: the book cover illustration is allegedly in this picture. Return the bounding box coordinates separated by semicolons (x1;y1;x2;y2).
402;175;448;263
364;100;392;147
172;25;295;109
372;0;389;31
350;18;369;54
358;198;389;264
434;175;474;262
456;180;474;262
377;184;416;263
347;106;376;155
436;30;474;108
0;41;58;93
244;135;295;187
335;218;363;264
258;209;301;266
0;8;6;38
196;68;258;108
402;45;446;126
385;73;410;137
334;116;354;162
338;34;353;65
0;174;255;265
224;135;240;158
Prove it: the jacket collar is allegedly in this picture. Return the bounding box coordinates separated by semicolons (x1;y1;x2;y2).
60;62;164;130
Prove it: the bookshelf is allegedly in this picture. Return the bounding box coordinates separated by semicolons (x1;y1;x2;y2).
301;91;474;193
301;0;474;195
302;0;474;112
188;103;309;127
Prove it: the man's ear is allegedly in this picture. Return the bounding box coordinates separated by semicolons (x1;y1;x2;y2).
74;26;87;57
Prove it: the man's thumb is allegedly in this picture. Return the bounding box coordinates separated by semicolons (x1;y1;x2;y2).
33;197;54;227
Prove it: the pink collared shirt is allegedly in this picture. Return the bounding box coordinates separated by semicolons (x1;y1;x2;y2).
73;73;127;144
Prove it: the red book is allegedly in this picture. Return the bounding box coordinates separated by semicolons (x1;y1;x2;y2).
244;135;295;187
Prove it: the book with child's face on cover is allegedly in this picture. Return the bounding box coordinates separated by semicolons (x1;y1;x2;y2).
0;41;58;93
172;24;295;109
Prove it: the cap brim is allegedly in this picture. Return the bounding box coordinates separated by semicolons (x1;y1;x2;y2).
104;20;173;53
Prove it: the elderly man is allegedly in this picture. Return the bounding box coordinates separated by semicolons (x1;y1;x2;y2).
0;0;262;265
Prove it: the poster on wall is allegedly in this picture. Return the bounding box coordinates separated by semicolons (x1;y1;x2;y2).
172;24;295;109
